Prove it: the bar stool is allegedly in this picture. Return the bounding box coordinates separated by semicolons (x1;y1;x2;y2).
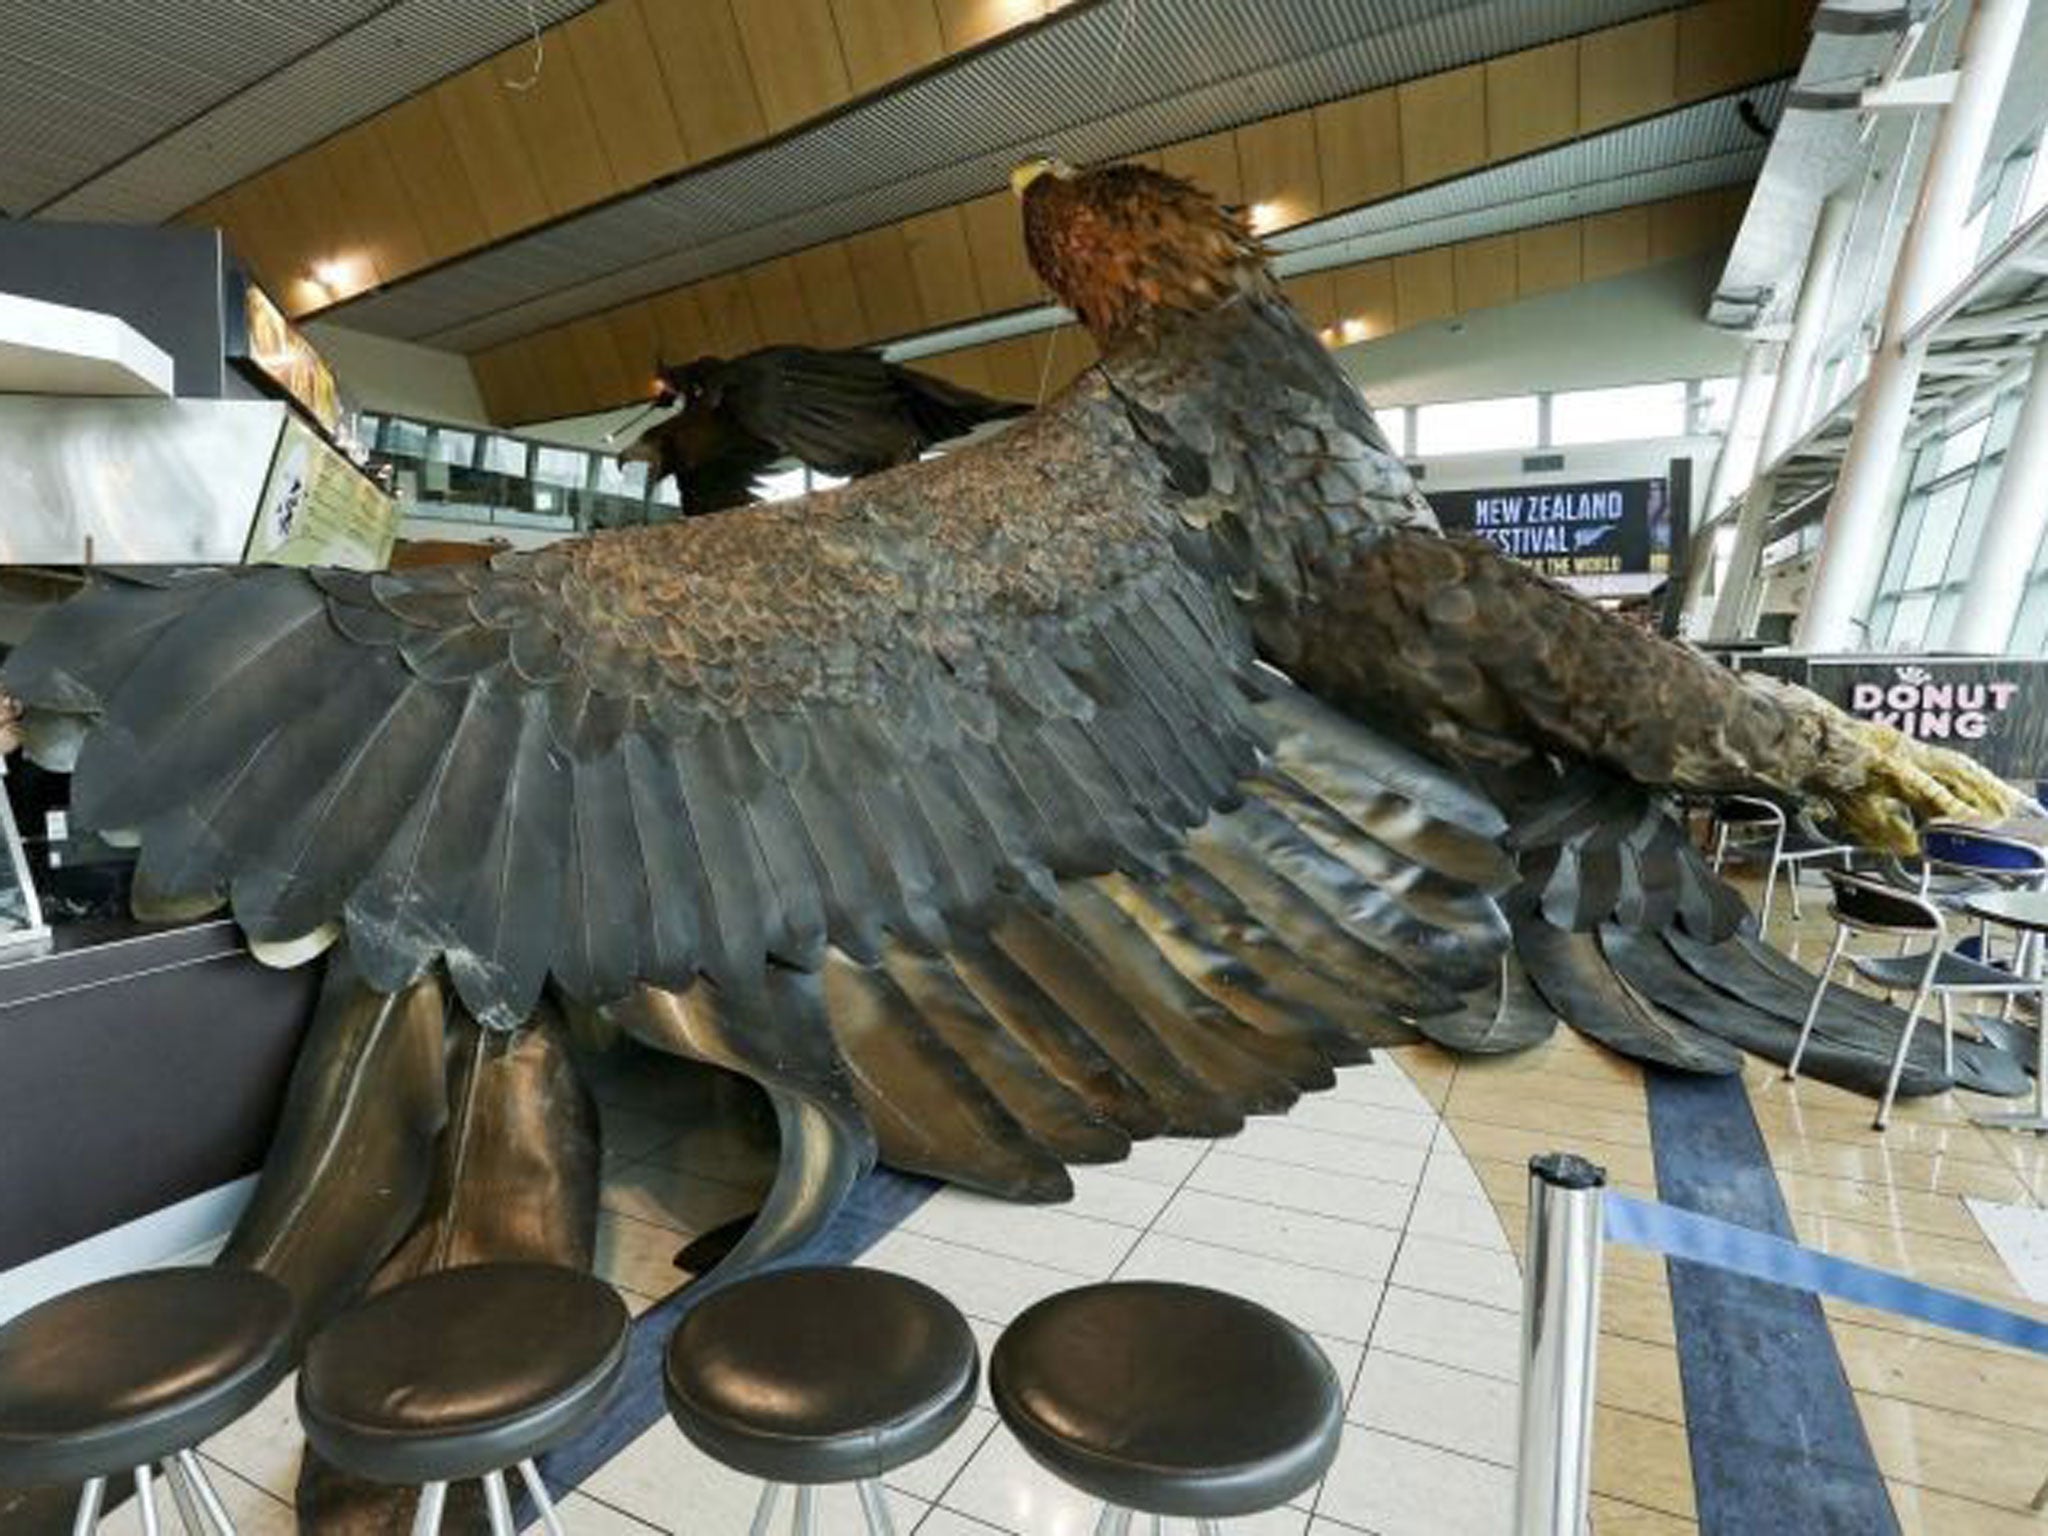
664;1266;978;1535
298;1263;628;1534
0;1267;294;1532
991;1281;1344;1533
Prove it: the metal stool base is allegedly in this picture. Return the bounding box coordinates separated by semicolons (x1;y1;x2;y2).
411;1459;560;1535
70;1451;240;1534
745;1477;898;1536
1092;1505;1223;1535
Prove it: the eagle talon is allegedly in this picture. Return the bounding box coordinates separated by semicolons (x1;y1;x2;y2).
1824;718;2021;854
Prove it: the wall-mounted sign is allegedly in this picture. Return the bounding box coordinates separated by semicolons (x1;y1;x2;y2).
1738;655;2048;779
231;281;341;435
247;415;397;571
1428;476;1674;581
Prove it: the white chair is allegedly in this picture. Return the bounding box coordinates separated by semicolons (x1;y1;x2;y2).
1710;795;1854;930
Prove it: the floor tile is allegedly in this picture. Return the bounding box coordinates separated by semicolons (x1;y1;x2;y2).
1113;1231;1386;1342
903;1190;1141;1278
1389;1232;1522;1312
1966;1196;2048;1302
1316;1426;1513;1536
1220;1120;1429;1183
200;1374;302;1502
1368;1287;1521;1381
1154;1188;1401;1278
600;1158;764;1235
526;1491;666;1534
1401;1190;1510;1250
595;1209;689;1301
1187;1151;1416;1229
885;1407;1001;1504
1349;1349;1517;1465
1061;1164;1181;1227
859;1229;1079;1326
1098;1136;1211;1188
1285;1094;1440;1148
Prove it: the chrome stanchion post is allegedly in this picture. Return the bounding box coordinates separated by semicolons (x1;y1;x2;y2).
1513;1152;1608;1536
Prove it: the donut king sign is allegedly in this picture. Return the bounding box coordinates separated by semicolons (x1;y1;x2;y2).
1815;659;2048;777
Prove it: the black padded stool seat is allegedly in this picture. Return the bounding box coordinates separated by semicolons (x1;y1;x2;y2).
992;1282;1344;1521
0;1267;293;1487
664;1266;978;1485
299;1262;628;1487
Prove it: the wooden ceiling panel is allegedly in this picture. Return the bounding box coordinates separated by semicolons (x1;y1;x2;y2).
1312;88;1399;212
436;60;553;239
1332;260;1397;340
843;224;928;340
604;299;665;387
1484;39;1578;163
637;0;768;162
696;272;767;354
1580;11;1678;133
1676;0;1790;100
910;341;996;394
830;0;947;95
1514;220;1583;297
730;0;854;131
960;191;1041;312
498;42;618;215
1397;65;1487;189
743;256;820;344
316;126;430;282
900;205;985;325
979;333;1049;401
1392;248;1455;328
1282;270;1338;331
271;153;367;301
564;313;637;405
1235;110;1323;229
1581;204;1651;280
213;179;297;298
791;242;871;345
651;286;716;361
1161;130;1245;206
374;93;491;264
561;0;689;191
1648;189;1718;264
934;0;1046;50
1453;232;1517;314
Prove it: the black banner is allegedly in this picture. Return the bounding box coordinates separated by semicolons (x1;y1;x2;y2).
1430;476;1672;581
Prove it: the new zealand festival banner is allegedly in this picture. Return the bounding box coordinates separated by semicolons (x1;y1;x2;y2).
1429;477;1672;581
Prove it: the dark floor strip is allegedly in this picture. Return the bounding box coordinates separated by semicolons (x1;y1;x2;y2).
534;1167;942;1507
1641;1069;1899;1536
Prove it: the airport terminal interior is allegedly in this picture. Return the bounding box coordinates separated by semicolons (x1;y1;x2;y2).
4;1;2048;1533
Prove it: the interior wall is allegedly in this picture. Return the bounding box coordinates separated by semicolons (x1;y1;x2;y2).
303;321;489;426
1340;251;1748;406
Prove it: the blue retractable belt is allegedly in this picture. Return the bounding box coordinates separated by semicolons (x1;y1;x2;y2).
1604;1191;2048;1357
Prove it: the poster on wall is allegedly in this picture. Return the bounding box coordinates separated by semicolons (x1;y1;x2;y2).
247;415;398;571
1741;655;2048;780
1428;476;1674;583
232;281;343;435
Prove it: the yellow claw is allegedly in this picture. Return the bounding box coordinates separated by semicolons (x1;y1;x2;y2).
1826;718;2022;853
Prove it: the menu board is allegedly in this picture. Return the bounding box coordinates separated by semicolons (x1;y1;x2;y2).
248;415;398;571
1429;477;1674;581
238;282;342;434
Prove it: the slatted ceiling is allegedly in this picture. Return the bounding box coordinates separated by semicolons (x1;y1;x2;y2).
1582;203;1652;280
1453;232;1518;312
935;0;1048;50
375;93;491;263
560;2;688;192
900;206;987;325
1235;111;1324;228
697;271;768;355
604;300;665;384
1311;90;1399;213
638;0;769;161
741;259;817;345
326;0;1709;345
730;0;854;132
1393;248;1457;328
1397;65;1489;189
792;243;873;346
1484;39;1579;163
1162;130;1247;206
1515;219;1583;295
1282;270;1339;331
959;191;1045;312
1332;259;1397;337
437;61;555;240
845;226;931;340
1675;0;1792;99
831;0;948;94
1579;11;1679;134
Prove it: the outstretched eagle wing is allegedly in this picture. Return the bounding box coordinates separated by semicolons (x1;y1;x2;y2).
3;388;1265;1035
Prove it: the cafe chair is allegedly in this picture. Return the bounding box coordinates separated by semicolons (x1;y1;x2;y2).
1789;871;2039;1130
991;1281;1344;1536
1709;795;1854;930
0;1267;295;1533
298;1263;629;1535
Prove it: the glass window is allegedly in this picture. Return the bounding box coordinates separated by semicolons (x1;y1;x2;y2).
1414;395;1539;455
1551;382;1688;445
1906;480;1970;587
383;417;430;458
1370;404;1408;457
1935;413;1991;476
482;436;530;476
1695;376;1740;433
428;428;476;467
533;446;589;488
1888;591;1936;649
2023;139;2048;224
593;456;647;497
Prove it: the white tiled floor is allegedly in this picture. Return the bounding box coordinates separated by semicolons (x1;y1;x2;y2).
1966;1196;2048;1303
181;1050;1526;1536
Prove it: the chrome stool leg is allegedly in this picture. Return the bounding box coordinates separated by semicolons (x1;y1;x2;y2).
748;1483;784;1536
793;1484;817;1536
518;1460;565;1536
411;1481;448;1536
135;1464;162;1536
856;1479;897;1536
179;1451;238;1535
1195;1522;1224;1536
1092;1505;1132;1536
481;1470;516;1536
163;1457;204;1534
71;1476;106;1536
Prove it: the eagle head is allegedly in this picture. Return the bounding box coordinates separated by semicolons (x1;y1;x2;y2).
1014;158;1273;348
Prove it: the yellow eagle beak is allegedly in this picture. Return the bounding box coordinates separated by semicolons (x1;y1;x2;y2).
1010;157;1070;198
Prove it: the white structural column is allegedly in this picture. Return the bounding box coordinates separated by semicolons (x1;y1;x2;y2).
1708;192;1858;639
1679;342;1771;637
1795;0;2031;651
1949;333;2048;651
